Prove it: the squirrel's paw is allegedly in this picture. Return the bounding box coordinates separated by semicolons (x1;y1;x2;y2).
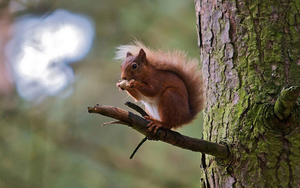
116;79;136;91
145;116;163;134
127;79;136;88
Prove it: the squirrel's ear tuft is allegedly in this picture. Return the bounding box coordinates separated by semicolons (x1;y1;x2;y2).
138;48;146;63
126;52;133;58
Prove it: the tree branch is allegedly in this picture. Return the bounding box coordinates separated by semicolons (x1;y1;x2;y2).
274;85;300;120
125;101;148;117
87;104;229;159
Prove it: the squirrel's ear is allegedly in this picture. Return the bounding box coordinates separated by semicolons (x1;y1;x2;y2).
126;52;133;58
137;48;146;63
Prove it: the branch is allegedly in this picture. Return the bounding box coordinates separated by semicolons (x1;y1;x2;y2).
87;104;229;159
274;85;300;120
125;101;148;117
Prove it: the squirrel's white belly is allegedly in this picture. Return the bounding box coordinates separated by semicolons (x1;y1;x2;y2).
138;93;161;121
143;102;161;121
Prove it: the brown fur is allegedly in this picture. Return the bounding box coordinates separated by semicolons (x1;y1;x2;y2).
116;41;205;130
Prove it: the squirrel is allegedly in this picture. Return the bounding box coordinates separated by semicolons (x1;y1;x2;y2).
116;41;204;133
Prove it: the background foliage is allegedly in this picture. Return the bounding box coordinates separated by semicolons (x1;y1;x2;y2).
0;0;203;187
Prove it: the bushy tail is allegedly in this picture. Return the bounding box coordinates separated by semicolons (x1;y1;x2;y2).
116;41;205;118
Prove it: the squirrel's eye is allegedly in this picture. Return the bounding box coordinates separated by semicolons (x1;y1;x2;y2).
132;63;138;69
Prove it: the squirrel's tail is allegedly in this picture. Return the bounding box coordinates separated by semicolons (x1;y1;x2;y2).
116;41;205;119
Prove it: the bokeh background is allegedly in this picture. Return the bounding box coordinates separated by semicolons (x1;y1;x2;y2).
0;0;203;187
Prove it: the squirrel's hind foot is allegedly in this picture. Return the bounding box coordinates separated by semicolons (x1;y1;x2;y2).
145;116;164;134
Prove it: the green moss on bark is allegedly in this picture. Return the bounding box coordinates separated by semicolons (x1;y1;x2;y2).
196;0;300;187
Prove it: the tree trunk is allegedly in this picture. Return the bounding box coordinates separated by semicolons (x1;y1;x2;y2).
195;0;300;187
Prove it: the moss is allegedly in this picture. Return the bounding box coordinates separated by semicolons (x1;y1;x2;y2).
278;163;290;187
199;0;300;186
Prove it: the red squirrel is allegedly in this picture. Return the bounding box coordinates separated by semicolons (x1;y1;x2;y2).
116;41;204;133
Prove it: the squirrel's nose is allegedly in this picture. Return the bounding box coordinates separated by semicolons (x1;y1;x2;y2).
121;74;127;80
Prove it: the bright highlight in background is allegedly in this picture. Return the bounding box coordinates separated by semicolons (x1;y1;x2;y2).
5;9;95;101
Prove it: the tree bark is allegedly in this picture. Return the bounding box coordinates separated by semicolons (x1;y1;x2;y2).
195;0;300;187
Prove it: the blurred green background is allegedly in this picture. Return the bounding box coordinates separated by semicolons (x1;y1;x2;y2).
0;0;203;187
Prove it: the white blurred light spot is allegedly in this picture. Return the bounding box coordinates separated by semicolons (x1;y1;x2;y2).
17;46;49;78
5;9;95;101
40;25;84;60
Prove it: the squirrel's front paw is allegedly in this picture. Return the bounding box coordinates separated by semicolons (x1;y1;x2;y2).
127;79;136;88
116;79;136;91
